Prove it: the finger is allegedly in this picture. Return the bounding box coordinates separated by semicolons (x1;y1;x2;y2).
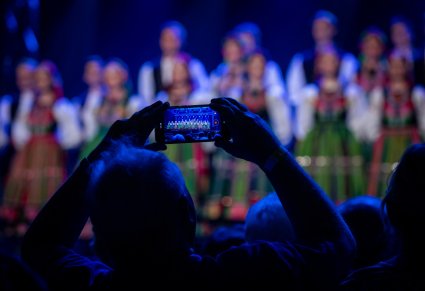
108;119;129;138
144;142;167;151
212;97;243;113
130;102;169;129
130;101;164;120
145;101;169;118
144;100;163;111
211;97;234;105
144;102;170;129
210;97;236;111
131;101;162;118
224;97;248;112
210;101;237;120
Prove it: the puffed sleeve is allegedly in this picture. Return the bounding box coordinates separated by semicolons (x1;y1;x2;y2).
138;62;155;105
286;53;306;107
363;87;384;143
264;60;285;92
80;105;98;143
189;58;210;92
127;94;147;117
294;84;318;141
189;88;214;105
265;84;293;146
345;83;369;140
0;95;11;147
53;97;82;149
11;111;31;151
339;52;359;86
345;84;384;143
412;85;425;140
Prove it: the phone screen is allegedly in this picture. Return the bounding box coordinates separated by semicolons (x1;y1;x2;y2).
155;105;226;144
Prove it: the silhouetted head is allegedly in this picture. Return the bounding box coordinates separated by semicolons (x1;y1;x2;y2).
383;144;425;251
338;195;395;269
199;224;246;257
245;192;295;242
88;142;196;269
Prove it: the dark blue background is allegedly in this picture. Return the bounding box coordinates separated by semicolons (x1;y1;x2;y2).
2;0;425;98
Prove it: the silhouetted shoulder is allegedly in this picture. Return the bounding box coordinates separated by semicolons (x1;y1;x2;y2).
339;257;418;291
0;250;47;291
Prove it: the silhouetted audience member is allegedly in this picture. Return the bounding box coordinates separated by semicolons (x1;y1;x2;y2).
197;223;245;257
337;195;397;271
0;249;47;291
21;98;355;289
340;143;425;290
244;191;295;243
200;191;297;257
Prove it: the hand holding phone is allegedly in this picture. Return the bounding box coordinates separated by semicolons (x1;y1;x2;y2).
155;104;229;144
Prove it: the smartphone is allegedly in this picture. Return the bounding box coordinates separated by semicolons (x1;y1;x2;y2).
155;104;228;144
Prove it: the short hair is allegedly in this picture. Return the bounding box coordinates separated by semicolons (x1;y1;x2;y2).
358;26;387;48
160;20;187;45
16;57;38;69
313;9;338;28
85;54;104;67
338;195;386;243
246;48;271;63
221;31;244;49
233;21;262;47
338;195;396;268
88;141;196;264
390;15;413;31
390;15;415;41
103;57;132;93
200;224;245;256
245;192;295;242
104;57;128;72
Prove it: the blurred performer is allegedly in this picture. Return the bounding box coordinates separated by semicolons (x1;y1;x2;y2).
138;20;209;105
79;58;143;159
241;50;292;146
0;58;37;205
1;60;81;235
389;15;425;86
69;55;105;172
156;54;210;210
208;49;292;221
233;21;286;96
355;27;388;99
207;32;246;221
286;10;358;108
367;52;425;197
352;27;388;171
294;49;367;204
210;32;245;100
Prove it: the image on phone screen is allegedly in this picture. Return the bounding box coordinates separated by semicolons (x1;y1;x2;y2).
155;105;226;144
